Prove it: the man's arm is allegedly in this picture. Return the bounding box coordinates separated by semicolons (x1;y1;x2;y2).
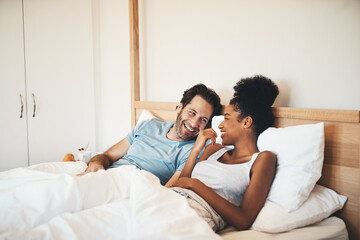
82;138;131;174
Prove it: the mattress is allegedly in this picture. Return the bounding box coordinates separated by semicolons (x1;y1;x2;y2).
219;216;348;240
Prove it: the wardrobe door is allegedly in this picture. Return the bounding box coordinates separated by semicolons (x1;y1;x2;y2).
23;0;96;164
0;0;29;171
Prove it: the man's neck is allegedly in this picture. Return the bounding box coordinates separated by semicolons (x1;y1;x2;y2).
166;126;182;141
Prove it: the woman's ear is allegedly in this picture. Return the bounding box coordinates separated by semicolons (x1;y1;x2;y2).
243;116;253;129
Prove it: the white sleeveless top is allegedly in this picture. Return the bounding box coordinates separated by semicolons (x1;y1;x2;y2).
191;147;260;206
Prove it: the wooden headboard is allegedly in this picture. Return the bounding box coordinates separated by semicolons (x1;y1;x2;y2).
128;1;360;239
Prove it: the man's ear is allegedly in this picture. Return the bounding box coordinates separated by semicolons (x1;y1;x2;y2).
243;116;253;129
176;103;183;114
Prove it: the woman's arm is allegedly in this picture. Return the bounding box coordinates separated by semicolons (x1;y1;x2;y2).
164;171;181;187
166;143;222;187
179;128;217;178
175;151;277;230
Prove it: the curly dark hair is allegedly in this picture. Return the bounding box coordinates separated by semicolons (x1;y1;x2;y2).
180;83;223;128
230;75;279;136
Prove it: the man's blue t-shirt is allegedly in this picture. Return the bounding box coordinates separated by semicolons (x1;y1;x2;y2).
110;118;197;185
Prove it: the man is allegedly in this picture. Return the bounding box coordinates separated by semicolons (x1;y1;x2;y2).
82;84;222;186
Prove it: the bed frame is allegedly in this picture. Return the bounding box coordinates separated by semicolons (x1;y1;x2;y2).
128;1;360;239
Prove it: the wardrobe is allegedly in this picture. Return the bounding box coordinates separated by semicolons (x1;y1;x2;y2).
0;0;95;171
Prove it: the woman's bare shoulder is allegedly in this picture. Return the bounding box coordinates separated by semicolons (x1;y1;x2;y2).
252;151;277;169
259;150;277;160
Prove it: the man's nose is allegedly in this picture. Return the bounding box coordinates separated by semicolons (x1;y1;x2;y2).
191;117;202;129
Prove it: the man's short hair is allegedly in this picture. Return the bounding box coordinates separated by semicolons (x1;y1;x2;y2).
180;84;223;127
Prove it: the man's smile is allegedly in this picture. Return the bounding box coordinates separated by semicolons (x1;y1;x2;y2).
184;123;195;133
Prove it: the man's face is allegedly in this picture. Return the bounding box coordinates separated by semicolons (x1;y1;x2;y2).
174;95;214;141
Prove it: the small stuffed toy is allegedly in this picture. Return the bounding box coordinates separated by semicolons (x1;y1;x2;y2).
62;153;75;162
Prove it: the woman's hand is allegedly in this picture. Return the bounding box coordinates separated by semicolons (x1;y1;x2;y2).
192;128;217;153
173;177;199;189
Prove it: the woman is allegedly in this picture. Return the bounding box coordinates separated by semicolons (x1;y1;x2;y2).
172;75;279;231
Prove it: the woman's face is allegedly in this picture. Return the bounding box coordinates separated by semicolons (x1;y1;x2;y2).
218;104;244;145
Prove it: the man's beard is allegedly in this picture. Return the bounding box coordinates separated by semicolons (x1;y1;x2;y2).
175;113;197;141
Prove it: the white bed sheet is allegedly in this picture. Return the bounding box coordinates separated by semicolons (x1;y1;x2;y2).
0;162;220;240
0;162;348;240
219;216;348;240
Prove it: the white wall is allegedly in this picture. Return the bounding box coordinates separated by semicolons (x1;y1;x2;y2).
93;0;131;151
95;0;360;151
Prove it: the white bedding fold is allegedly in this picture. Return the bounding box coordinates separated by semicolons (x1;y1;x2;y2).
0;163;220;240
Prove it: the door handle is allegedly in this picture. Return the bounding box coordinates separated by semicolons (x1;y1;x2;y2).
32;93;36;117
19;94;24;118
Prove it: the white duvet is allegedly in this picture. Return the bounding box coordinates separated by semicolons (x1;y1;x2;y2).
0;162;220;240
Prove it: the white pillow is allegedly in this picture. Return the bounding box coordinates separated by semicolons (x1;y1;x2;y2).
211;115;224;144
251;184;347;233
257;122;325;212
137;109;156;125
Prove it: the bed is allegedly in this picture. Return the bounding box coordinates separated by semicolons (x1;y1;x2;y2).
0;107;357;240
128;0;359;239
132;104;359;240
0;0;358;239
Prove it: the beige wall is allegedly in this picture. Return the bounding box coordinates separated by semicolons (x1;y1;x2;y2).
95;0;360;151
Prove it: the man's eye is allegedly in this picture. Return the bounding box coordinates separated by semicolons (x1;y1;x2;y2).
202;119;208;123
189;111;195;116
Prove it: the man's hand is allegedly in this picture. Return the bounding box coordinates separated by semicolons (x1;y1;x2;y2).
77;138;131;177
77;160;106;176
86;161;105;172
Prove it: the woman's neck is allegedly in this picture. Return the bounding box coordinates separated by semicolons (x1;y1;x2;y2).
230;136;259;160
